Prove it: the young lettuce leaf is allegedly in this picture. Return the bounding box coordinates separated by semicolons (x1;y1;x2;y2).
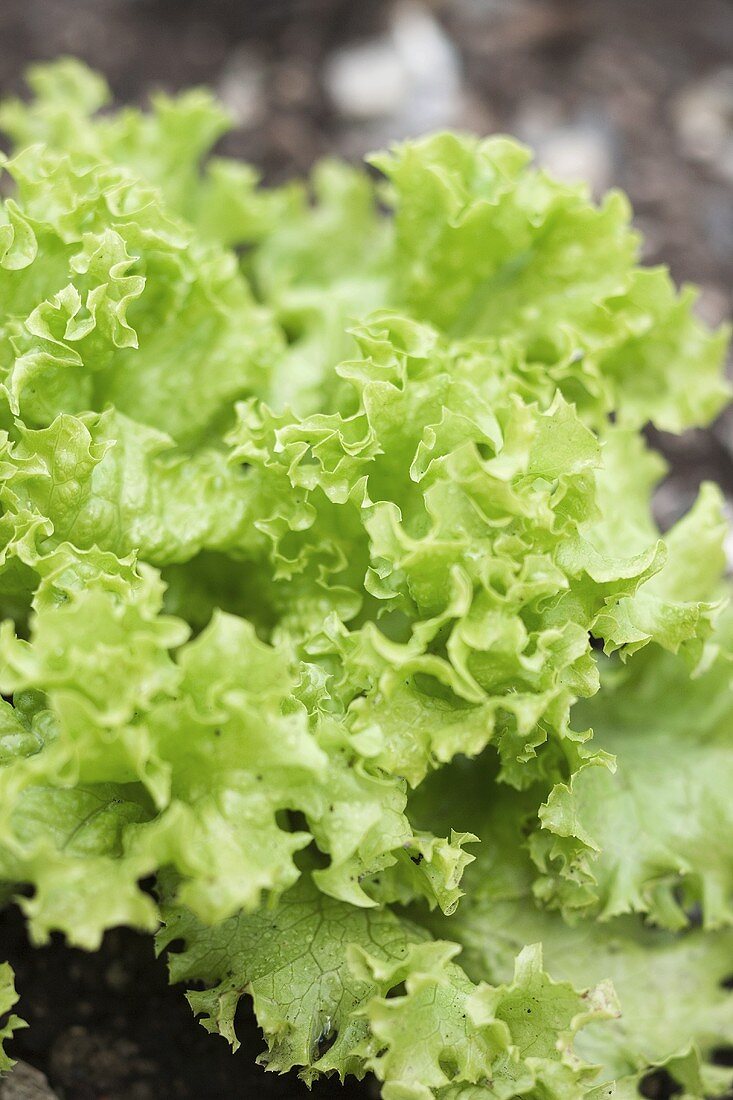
0;963;24;1073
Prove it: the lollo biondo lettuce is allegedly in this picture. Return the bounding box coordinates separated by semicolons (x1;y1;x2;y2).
0;58;731;1099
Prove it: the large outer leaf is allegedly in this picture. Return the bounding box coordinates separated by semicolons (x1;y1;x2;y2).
0;963;24;1073
532;615;733;928
416;758;733;1098
159;875;617;1098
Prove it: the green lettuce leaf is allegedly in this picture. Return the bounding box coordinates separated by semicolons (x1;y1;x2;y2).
532;609;733;929
0;963;24;1073
159;874;618;1098
373;133;730;432
0;580;463;943
414;757;733;1098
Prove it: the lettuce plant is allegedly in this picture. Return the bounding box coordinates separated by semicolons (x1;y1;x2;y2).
0;59;731;1099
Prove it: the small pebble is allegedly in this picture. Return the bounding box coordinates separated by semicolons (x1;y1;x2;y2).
674;68;733;182
324;0;462;135
217;47;266;128
0;1062;57;1100
515;97;614;196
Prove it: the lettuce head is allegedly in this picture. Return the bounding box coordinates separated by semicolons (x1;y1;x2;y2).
0;59;731;1099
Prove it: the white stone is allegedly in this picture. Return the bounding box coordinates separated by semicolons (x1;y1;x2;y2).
674;68;733;182
217;47;266;128
516;98;613;196
324;36;409;119
324;1;462;132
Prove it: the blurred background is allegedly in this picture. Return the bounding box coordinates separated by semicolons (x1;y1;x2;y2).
0;2;731;1098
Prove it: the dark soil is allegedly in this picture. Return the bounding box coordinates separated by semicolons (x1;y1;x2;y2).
0;2;730;1098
